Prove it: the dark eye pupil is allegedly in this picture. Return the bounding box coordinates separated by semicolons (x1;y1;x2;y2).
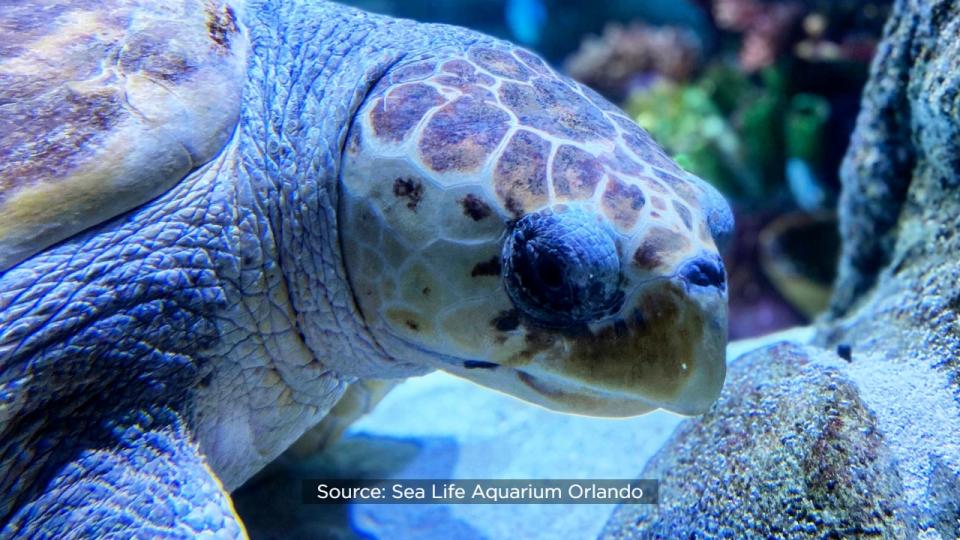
539;255;564;289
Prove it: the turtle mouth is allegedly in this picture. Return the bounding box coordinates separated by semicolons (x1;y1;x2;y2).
382;274;727;418
443;358;662;417
515;369;630;407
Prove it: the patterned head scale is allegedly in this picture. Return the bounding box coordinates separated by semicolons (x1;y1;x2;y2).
339;42;733;416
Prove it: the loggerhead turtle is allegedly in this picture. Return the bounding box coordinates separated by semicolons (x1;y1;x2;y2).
0;0;733;536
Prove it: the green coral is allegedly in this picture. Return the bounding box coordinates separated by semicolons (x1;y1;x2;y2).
626;63;831;205
626;77;757;198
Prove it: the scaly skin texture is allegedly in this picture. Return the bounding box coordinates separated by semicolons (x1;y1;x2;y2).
0;1;474;536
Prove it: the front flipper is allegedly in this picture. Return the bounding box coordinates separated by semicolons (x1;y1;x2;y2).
2;407;245;539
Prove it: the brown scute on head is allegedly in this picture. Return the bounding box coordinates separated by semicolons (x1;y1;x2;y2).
392;177;424;211
419;95;510;172
641;176;670;194
673;201;693;230
460;193;492;221
601;147;647;177
493;130;550;216
442;59;477;77
370;83;445;143
513;48;552;76
552;144;604;201
633;227;691;270
491;310;520;332
468;47;532;81
612;115;685;176
601;176;646;231
651;196;667;211
699;220;712;243
475;72;496;87
566;284;702;401
436;60;486;92
655;170;702;208
499;79;616;142
205;3;239;51
578;81;629;116
471;256;501;278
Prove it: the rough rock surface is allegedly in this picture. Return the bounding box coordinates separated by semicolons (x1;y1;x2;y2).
602;343;911;539
603;0;960;538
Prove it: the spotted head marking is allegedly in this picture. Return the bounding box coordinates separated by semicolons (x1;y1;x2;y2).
339;43;733;416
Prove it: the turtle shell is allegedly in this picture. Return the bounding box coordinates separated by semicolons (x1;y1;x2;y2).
0;0;248;271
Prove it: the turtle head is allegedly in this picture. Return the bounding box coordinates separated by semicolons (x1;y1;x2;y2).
338;44;732;417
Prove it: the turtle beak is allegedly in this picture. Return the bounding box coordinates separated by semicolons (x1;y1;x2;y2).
440;276;728;418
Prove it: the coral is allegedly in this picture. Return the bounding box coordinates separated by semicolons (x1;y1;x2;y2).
625;80;752;198
565;22;701;101
714;0;804;72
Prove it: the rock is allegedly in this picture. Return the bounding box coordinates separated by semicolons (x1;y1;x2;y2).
601;343;911;539
829;0;960;327
823;0;960;533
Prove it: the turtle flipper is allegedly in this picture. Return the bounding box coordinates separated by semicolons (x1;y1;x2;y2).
2;407;245;539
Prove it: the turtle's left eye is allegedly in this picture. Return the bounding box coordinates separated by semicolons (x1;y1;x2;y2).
501;207;624;327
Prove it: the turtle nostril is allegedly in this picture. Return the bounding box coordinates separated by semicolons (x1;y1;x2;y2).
679;255;726;290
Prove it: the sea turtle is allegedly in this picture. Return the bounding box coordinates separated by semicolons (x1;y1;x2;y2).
0;0;733;536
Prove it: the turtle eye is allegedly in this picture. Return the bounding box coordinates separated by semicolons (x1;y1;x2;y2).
501;207;624;327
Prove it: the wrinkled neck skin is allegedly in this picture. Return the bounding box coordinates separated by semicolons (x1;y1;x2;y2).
193;1;479;482
237;0;485;376
236;1;418;379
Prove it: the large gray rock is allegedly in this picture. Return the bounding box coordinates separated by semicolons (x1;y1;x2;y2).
829;0;960;323
603;0;960;537
602;343;911;539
